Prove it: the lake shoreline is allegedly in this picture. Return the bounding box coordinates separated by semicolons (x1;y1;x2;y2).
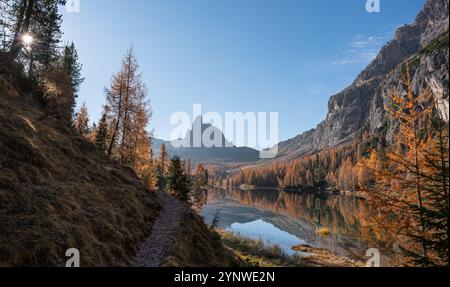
217;229;364;267
217;184;366;199
202;187;378;266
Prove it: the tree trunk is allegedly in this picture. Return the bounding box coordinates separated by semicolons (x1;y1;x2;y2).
413;126;427;258
107;79;124;157
119;54;133;164
8;0;34;61
10;0;27;49
438;127;448;199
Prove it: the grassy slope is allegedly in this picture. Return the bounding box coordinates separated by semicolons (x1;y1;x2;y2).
0;62;163;266
0;60;233;267
164;212;237;267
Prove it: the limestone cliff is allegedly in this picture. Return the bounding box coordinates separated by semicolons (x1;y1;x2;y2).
277;0;449;160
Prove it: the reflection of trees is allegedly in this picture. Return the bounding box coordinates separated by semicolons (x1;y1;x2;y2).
207;187;399;265
208;188;363;238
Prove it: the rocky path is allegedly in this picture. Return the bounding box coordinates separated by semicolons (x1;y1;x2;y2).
133;192;185;267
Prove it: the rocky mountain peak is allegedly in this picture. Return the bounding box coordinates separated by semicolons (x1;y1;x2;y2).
276;0;449;160
417;0;449;47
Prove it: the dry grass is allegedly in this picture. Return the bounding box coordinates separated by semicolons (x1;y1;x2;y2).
217;230;306;267
0;64;162;266
218;230;364;267
164;210;236;267
0;61;235;267
315;227;331;236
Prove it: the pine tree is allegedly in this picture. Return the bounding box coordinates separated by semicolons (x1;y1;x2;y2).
140;163;158;190
192;163;209;211
73;102;90;139
157;143;168;190
6;0;37;59
363;69;448;266
30;1;64;70
130;86;152;172
0;0;15;51
62;42;84;114
89;122;97;142
338;158;357;191
103;46;154;190
420;116;449;265
104;46;150;165
159;143;168;173
7;0;66;70
185;158;192;181
167;156;191;203
96;111;108;152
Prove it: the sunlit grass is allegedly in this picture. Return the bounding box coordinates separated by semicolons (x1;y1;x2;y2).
315;227;331;236
217;229;305;267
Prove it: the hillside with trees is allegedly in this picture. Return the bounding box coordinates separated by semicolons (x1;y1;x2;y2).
219;0;449;266
0;0;448;268
0;0;232;267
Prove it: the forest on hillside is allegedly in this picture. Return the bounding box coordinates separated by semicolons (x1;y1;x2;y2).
0;0;448;269
0;0;227;267
0;0;211;207
222;52;449;267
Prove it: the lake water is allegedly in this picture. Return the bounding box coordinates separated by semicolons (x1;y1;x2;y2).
201;187;398;265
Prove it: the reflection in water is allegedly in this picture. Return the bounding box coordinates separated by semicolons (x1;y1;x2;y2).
201;187;397;266
228;220;306;255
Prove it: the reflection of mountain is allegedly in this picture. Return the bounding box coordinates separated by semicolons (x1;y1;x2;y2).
152;117;259;163
207;188;362;237
202;204;276;227
203;188;398;265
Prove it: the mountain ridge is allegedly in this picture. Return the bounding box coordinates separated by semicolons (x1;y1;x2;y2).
275;0;449;161
152;117;260;163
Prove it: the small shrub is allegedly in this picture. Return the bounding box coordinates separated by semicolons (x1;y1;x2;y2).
316;227;331;236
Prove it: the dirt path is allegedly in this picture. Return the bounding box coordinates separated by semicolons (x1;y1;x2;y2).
133;192;185;267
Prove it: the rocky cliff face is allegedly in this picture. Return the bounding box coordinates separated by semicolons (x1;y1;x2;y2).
371;30;449;144
277;0;449;160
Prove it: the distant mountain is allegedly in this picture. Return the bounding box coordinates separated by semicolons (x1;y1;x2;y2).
153;0;449;165
152;117;260;163
275;0;449;160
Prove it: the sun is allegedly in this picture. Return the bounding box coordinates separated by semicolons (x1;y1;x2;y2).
22;34;34;46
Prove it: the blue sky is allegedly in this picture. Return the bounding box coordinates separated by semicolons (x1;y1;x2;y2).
61;0;425;143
